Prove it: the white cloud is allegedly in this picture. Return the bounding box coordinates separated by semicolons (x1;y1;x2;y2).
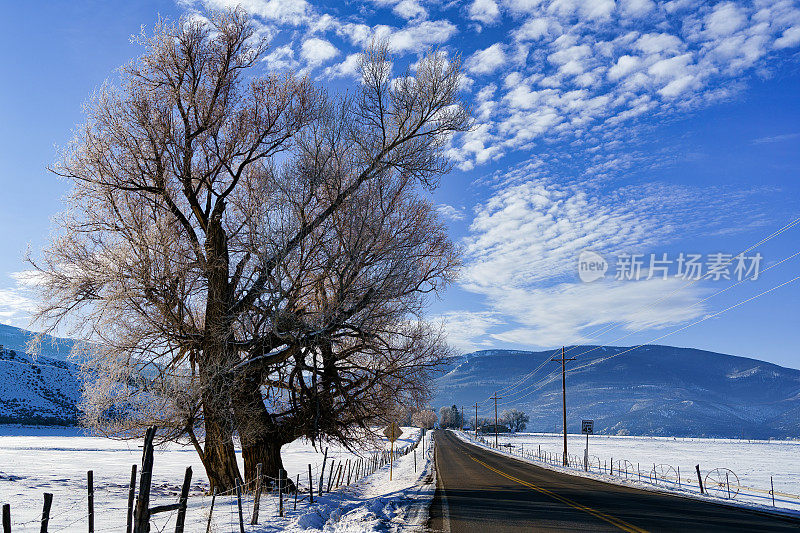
436;204;466;221
512;17;551;41
436;311;503;352
324;53;362;79
200;0;310;25
704;2;746;37
387;20;458;52
450;175;773;349
300;37;339;65
466;44;507;75
608;55;640;80
619;0;655;17
469;0;501;25
0;273;39;328
264;44;298;70
775;26;800;49
371;0;428;20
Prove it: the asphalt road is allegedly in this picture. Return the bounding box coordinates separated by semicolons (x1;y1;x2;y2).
428;430;800;532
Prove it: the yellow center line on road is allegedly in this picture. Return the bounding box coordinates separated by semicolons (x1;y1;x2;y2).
469;455;649;533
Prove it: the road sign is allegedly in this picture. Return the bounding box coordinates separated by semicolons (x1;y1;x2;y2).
581;419;594;434
383;422;403;443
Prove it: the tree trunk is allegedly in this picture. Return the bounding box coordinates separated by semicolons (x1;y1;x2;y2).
232;378;294;489
199;211;242;492
202;394;242;491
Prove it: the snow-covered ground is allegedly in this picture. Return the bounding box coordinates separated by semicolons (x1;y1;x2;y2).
457;431;800;513
0;425;434;532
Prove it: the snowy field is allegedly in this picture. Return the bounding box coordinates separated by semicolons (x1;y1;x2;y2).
0;425;431;532
460;431;800;512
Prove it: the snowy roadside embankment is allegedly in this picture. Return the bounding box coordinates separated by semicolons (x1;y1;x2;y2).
279;430;435;533
0;426;435;532
453;430;800;519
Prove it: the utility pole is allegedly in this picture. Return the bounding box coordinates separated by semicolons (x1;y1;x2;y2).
552;346;576;466
461;406;464;430
490;392;502;448
473;402;479;439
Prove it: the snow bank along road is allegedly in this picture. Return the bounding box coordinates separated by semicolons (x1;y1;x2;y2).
428;430;800;532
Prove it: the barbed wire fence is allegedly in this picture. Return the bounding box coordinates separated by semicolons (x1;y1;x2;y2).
462;431;800;511
0;426;426;532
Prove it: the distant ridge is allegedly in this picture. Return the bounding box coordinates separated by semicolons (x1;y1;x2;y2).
433;345;800;439
0;323;77;361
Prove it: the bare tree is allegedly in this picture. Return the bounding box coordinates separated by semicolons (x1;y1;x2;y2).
501;409;529;433
411;409;437;429
31;9;469;490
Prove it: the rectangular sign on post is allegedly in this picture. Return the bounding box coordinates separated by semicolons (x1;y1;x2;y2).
581;419;594;434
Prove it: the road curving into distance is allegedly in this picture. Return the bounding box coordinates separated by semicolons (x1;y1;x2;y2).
428;430;800;532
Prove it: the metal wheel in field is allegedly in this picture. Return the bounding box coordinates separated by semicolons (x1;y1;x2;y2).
704;468;740;499
617;460;636;479
650;464;678;486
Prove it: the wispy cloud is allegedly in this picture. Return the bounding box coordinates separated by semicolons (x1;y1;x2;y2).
454;176;775;350
752;132;800;145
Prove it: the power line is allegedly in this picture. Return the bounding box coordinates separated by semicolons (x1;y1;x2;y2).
495;271;800;408
564;215;800;357
567;248;800;362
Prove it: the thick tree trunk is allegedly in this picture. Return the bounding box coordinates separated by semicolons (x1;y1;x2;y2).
201;394;242;491
199;211;242;492
232;378;294;489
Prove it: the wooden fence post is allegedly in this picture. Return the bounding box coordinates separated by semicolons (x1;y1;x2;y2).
134;427;156;533
250;463;263;525
294;474;299;511
308;464;314;504
326;461;336;492
126;464;137;533
3;503;10;533
87;470;94;533
204;489;216;533
696;465;704;495
174;466;192;533
40;493;53;533
318;448;328;497
235;479;245;533
279;469;285;517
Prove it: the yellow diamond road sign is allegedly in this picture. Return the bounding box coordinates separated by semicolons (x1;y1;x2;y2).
383;422;403;442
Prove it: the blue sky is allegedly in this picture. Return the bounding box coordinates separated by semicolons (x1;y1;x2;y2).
1;0;799;367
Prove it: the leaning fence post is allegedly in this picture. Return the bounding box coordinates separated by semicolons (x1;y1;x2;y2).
126;465;137;533
695;465;704;495
87;470;94;533
250;464;263;525
3;503;10;533
40;493;53;533
235;479;245;533
326;461;336;492
677;466;681;488
318;448;328;497
308;464;314;504
174;466;192;533
204;489;216;533
134;426;156;533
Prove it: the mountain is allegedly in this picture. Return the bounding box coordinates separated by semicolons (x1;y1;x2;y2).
433;345;800;439
0;323;78;360
0;345;82;425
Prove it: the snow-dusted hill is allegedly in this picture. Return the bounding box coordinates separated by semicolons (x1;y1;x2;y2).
0;322;77;360
0;345;82;425
433;345;800;439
